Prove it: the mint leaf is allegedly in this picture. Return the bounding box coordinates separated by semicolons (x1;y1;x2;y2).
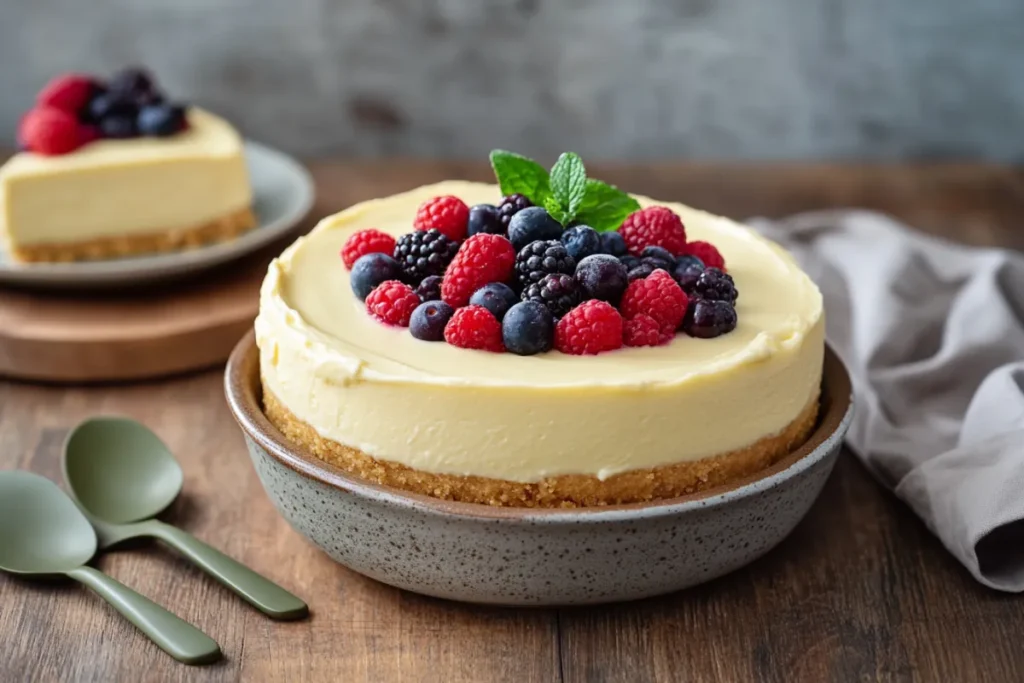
574;179;641;232
489;150;551;205
543;195;569;225
548;152;587;223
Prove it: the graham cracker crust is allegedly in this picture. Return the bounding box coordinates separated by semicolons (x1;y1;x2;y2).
10;206;257;262
262;383;820;508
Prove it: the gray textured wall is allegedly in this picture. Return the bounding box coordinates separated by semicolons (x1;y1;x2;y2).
2;0;1023;160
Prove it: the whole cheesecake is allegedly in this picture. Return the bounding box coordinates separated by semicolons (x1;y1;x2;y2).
256;177;824;508
1;68;255;262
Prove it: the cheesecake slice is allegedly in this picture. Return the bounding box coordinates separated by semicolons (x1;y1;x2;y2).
1;107;255;262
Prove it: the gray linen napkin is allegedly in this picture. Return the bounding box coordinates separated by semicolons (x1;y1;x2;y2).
749;210;1024;592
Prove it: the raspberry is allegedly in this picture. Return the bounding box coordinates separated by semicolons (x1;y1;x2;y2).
620;269;689;335
365;280;420;327
444;306;504;352
514;239;576;289
441;234;516;308
623;314;672;347
341;229;397;269
555;300;624;355
414;195;470;241
18;107;83;156
36;74;96;114
682;240;725;271
393;229;459;282
618;206;687;256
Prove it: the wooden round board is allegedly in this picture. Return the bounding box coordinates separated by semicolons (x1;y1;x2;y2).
0;257;268;383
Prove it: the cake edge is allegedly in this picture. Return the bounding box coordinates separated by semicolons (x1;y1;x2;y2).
261;381;821;508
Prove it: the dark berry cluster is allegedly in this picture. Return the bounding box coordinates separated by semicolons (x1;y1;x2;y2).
18;67;189;155
393;229;460;282
341;189;739;355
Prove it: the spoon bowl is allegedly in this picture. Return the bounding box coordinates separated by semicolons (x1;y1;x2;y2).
64;417;183;524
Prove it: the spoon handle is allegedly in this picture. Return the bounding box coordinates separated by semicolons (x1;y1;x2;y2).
146;520;308;620
65;566;221;665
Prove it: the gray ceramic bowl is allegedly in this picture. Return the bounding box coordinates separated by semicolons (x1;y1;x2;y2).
225;332;853;606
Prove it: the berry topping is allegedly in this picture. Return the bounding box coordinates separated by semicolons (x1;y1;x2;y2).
496;193;533;230
468;204;504;236
365;281;421;326
17;107;82;156
555;300;624;355
515;239;576;289
415;275;443;302
623;314;671;347
108;67;156;100
350;253;403;301
626;261;659;282
620;269;688;335
410;300;455;341
502;301;555;356
682;298;738;338
441;233;516;308
137;103;188;137
85;92;134;123
693;267;738;303
508;206;564;251
671;255;705;292
36;74;96;114
619;254;640;271
99;114;138;139
640;245;677;270
521;273;584;319
575;254;628;305
444;306;504;352
469;283;518;321
600;231;628;257
414;195;470;241
618;206;687;256
682;240;726;271
393;229;460;282
561;225;602;262
341;229;397;270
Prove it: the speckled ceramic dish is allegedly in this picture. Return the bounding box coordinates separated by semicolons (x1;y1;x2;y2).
225;332;853;606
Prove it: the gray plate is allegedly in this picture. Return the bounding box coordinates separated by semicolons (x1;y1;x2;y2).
0;141;314;290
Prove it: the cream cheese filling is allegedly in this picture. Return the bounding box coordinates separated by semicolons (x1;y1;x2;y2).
257;181;824;482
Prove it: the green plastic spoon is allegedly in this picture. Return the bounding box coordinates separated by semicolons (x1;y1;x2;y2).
0;471;221;665
63;417;308;621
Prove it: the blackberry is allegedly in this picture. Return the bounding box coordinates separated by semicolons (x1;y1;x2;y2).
682;298;737;338
415;275;443;302
693;267;738;302
496;193;533;230
521;273;583;319
515;239;576;289
393;229;460;283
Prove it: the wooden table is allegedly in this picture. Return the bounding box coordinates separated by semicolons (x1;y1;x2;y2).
2;163;1022;683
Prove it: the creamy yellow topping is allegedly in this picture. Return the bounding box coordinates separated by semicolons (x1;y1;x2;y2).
257;181;824;482
1;108;251;247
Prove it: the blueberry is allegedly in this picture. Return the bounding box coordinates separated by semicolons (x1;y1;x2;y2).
99;115;139;139
469;283;518;321
468;204;503;236
561;225;602;261
415;275;443;302
410;300;454;342
600;231;628;257
575;254;628;305
350;253;402;300
87;92;136;123
137;103;187;137
619;254;640;271
671;255;705;292
627;263;658;282
641;246;677;268
502;300;555;355
682;298;737;338
108;67;156;98
508;207;563;251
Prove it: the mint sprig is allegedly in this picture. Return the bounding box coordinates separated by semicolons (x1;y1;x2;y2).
488;149;640;232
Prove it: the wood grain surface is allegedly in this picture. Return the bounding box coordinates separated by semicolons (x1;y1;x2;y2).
2;162;1023;683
